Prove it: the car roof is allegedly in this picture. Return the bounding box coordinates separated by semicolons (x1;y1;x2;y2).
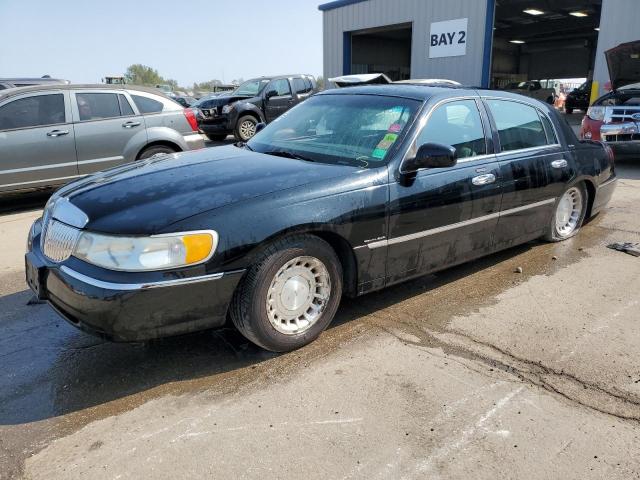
0;83;168;101
316;84;478;101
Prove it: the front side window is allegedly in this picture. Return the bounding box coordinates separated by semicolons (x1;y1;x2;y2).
0;94;65;130
416;99;486;159
268;79;292;97
486;99;548;152
131;94;163;114
76;93;120;121
248;94;420;168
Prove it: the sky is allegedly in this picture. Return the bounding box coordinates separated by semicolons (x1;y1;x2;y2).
0;0;324;86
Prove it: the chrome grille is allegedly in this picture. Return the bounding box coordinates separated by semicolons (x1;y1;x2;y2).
41;219;81;262
604;105;640;123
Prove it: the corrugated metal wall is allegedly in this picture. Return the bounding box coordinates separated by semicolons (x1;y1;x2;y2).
592;0;640;98
322;0;489;86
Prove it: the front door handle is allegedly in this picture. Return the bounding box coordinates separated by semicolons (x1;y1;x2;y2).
46;129;69;137
472;173;496;186
122;121;141;128
551;159;568;168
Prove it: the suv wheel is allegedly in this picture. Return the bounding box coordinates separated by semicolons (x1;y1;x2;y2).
229;235;343;352
138;145;177;160
234;116;258;142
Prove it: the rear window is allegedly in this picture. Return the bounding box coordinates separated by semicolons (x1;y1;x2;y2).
76;93;120;121
131;94;163;114
0;94;65;130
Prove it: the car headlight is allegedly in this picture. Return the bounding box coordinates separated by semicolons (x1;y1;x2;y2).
73;230;218;271
221;104;234;114
587;106;605;121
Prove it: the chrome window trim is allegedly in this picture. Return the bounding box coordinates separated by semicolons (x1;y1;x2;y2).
358;198;556;250
60;265;225;291
399;96;490;174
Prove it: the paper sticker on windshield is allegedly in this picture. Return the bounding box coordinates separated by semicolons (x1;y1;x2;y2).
388;123;402;133
372;133;398;159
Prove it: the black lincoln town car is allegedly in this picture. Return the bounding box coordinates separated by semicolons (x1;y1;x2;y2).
26;84;617;352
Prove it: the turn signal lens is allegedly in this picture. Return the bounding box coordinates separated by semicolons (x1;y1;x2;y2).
183;233;214;264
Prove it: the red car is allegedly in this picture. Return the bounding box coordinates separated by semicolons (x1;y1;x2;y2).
580;40;640;160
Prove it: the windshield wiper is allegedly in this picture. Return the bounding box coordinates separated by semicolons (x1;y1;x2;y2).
235;141;254;151
263;149;314;162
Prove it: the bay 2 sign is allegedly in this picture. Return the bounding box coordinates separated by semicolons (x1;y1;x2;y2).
429;18;468;58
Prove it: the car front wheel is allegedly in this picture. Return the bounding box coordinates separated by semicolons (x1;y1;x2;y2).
229;235;343;352
545;183;587;242
234;115;258;142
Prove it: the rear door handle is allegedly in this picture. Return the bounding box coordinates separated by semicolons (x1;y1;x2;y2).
472;173;496;186
122;121;141;128
551;159;568;168
46;129;69;137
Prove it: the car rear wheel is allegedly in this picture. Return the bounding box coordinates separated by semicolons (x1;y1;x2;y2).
544;183;587;242
206;134;228;142
234;116;258;142
229;234;343;352
138;145;177;160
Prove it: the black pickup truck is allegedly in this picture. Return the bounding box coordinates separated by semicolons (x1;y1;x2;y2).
195;75;318;141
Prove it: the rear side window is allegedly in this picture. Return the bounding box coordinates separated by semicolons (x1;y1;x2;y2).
131;94;163;114
486;99;548;152
118;94;134;116
417;99;487;159
0;94;65;130
76;93;120;121
292;77;311;94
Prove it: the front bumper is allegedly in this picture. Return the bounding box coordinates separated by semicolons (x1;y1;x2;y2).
600;122;640;160
26;231;244;342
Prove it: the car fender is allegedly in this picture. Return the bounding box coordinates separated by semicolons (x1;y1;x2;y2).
122;128;151;163
137;126;189;157
228;103;266;126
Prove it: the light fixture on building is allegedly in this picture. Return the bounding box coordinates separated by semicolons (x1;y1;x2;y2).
523;9;544;15
510;40;526;44
594;27;600;31
570;11;588;17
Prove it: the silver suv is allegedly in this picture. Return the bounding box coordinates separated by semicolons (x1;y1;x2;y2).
0;84;204;195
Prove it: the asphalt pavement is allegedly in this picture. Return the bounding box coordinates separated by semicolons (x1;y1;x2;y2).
1;136;639;480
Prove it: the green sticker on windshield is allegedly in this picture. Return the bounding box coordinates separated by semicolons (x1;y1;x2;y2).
371;133;398;159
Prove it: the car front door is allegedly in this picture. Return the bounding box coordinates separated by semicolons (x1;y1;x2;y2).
386;97;503;285
264;79;294;122
72;90;146;174
483;98;574;247
0;90;78;193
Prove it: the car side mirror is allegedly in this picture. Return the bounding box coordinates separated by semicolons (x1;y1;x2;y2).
265;90;277;100
403;143;457;173
255;122;266;133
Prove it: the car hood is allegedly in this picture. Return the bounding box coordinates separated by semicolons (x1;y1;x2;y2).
198;94;254;108
56;146;362;234
606;40;640;90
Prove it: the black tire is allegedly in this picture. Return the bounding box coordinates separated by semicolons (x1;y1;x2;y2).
206;134;228;142
138;145;177;160
229;234;343;352
234;115;258;142
544;182;588;242
565;107;574;114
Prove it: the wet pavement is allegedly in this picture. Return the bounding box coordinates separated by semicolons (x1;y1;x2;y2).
1;159;640;479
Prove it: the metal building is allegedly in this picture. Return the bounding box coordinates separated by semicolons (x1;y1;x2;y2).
320;0;634;97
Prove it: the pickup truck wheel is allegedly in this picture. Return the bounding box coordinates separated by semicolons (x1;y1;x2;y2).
234;116;258;142
229;235;343;352
206;134;228;142
138;145;177;160
544;183;587;242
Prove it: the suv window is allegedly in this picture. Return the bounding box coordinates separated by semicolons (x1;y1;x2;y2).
417;99;486;159
0;93;65;130
131;94;163;114
76;92;120;121
269;79;291;97
292;77;311;94
486;99;548;152
118;94;134;116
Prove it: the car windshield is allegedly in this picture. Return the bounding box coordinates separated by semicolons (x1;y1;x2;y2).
247;94;421;168
234;79;269;96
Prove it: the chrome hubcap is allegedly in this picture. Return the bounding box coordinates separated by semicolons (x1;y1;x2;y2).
239;120;256;139
266;256;331;335
555;187;583;237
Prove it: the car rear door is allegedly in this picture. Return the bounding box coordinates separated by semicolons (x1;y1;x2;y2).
483;97;574;247
72;90;146;174
386;97;503;285
264;79;294;122
0;90;78;193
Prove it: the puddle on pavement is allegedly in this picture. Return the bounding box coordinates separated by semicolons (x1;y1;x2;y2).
0;213;613;479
